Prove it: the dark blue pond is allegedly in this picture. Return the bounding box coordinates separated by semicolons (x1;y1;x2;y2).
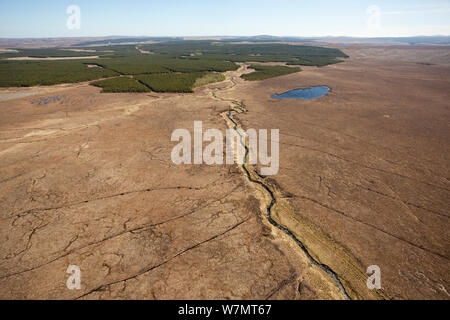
272;86;330;100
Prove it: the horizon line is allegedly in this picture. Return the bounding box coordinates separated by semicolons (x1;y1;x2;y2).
1;34;450;40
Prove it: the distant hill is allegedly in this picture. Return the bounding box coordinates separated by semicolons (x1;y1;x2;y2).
1;35;450;49
73;37;183;46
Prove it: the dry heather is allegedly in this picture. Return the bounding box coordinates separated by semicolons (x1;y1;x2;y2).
0;45;448;300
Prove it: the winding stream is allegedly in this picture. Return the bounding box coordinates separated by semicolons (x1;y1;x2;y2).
211;67;351;300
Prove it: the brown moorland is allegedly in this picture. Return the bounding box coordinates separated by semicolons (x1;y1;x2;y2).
0;45;448;300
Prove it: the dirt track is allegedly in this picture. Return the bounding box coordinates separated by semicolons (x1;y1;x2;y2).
6;56;100;61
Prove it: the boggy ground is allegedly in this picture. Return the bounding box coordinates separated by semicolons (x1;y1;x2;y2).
228;45;450;299
0;45;449;300
0;69;343;299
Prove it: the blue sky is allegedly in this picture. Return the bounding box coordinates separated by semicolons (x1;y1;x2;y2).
1;0;449;38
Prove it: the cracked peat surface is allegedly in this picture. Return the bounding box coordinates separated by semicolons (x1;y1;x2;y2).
1;45;449;300
214;48;450;300
0;72;343;300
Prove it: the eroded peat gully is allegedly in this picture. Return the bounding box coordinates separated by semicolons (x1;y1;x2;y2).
209;66;351;300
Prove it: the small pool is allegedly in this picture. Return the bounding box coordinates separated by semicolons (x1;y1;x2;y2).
272;86;330;100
